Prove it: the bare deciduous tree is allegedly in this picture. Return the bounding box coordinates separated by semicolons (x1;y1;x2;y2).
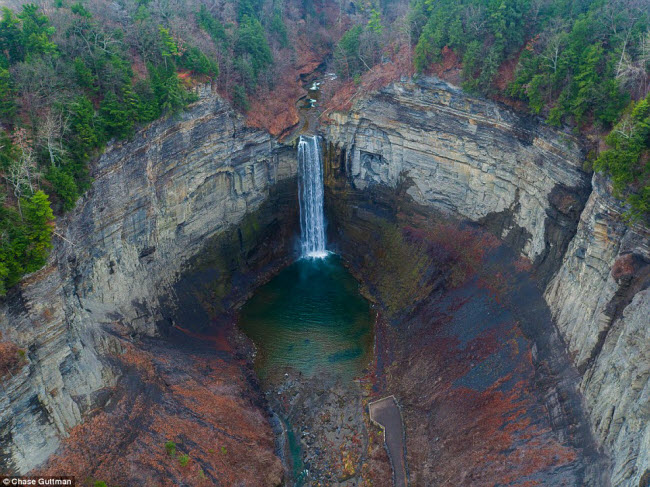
37;107;69;167
538;20;568;74
616;32;650;99
4;128;39;216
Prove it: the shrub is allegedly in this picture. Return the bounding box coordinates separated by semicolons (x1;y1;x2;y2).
165;441;176;457
0;338;22;377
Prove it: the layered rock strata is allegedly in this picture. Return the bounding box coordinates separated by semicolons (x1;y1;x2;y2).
0;72;647;487
545;174;650;486
324;77;648;486
0;87;296;478
325;77;591;285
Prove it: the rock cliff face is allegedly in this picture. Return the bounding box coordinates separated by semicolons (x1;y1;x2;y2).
545;174;650;486
325;77;591;285
323;184;608;486
0;87;296;478
324;77;648;486
1;72;647;486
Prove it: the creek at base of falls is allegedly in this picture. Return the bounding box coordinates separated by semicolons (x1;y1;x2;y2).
238;253;374;485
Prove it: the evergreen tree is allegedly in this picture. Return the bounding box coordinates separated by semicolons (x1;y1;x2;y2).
334;25;364;79
21;190;55;272
368;9;383;35
235;16;272;80
0;67;15;120
99;91;135;140
0;7;24;64
197;5;228;45
595;96;650;221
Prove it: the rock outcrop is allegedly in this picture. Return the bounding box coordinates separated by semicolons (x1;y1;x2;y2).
545;174;650;486
325;77;591;285
0;86;296;477
1;72;647;487
324;77;649;486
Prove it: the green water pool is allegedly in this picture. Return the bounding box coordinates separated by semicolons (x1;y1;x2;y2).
238;253;374;382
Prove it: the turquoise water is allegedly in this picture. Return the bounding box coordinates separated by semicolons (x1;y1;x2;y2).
238;254;373;382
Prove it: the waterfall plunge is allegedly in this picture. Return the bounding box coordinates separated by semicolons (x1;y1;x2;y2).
298;135;327;258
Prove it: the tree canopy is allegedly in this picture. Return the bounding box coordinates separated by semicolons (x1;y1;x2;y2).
334;0;649;222
0;0;648;294
0;0;298;294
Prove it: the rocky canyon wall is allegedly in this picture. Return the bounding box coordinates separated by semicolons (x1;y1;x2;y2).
0;87;296;476
1;71;646;486
545;174;649;486
325;77;591;284
324;77;649;486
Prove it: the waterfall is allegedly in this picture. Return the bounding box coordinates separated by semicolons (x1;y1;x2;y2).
298;135;327;258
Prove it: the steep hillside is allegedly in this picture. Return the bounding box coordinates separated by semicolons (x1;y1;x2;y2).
0;88;296;481
324;77;649;486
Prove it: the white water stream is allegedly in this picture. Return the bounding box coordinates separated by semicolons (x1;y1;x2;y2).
297;135;327;258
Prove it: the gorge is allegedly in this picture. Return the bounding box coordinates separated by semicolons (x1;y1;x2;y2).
0;77;648;487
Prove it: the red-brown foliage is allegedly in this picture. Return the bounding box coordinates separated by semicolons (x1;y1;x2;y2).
39;337;282;486
323;44;414;116
612;253;638;282
403;221;500;289
424;45;462;86
514;255;534;273
0;334;23;378
391;317;580;486
246;78;303;137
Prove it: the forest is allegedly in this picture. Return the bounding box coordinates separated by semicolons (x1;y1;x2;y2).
332;0;649;220
0;0;315;293
0;0;649;294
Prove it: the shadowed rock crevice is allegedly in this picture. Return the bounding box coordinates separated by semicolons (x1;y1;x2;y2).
156;176;300;335
579;252;650;376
